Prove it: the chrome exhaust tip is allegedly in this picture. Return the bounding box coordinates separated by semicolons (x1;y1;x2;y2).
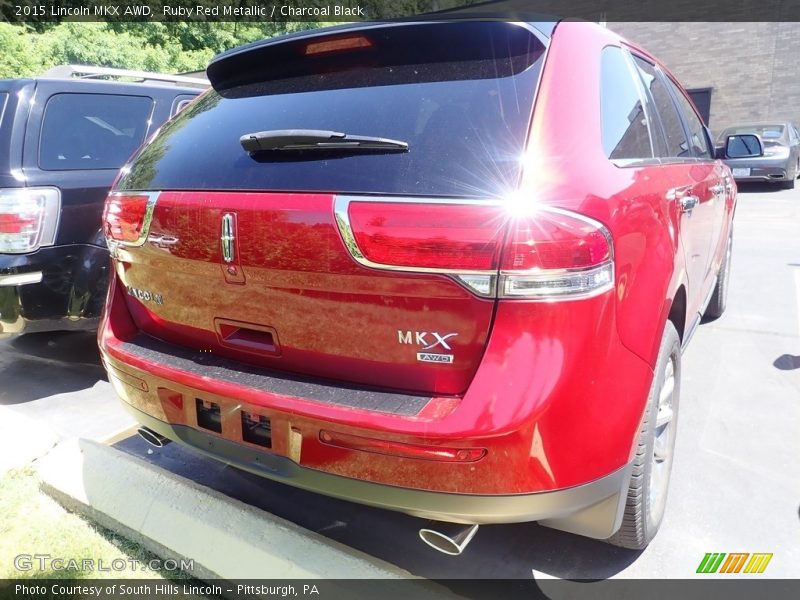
419;523;479;556
137;427;171;448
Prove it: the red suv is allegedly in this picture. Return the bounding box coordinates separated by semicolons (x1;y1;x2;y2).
99;20;735;552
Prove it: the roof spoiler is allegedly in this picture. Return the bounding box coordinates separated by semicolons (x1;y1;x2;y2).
207;21;547;93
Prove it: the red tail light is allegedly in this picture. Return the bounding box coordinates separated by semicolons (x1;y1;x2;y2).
346;201;505;271
0;213;37;234
102;192;159;245
336;197;614;300
501;211;611;271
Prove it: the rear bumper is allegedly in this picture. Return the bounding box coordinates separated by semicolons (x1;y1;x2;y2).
124;402;631;537
723;157;793;181
100;259;652;539
0;244;109;338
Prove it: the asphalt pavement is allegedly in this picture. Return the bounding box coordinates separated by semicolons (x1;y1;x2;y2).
2;181;798;579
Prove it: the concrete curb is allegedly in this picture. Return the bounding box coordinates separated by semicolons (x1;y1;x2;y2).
36;438;420;581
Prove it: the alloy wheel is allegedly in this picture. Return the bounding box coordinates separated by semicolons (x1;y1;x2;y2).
649;356;676;524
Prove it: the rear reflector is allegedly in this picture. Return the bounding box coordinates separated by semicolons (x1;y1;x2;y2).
319;430;486;463
336;196;614;300
0;187;60;254
102;192;158;246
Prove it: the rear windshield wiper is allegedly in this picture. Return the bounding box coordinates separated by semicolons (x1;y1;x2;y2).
240;129;409;154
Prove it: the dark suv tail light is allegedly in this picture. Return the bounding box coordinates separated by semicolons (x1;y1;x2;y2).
102;192;159;246
336;197;614;300
0;187;60;254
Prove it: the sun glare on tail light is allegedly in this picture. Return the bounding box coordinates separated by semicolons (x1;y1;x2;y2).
501;211;612;271
102;192;159;245
500;209;614;299
0;187;60;253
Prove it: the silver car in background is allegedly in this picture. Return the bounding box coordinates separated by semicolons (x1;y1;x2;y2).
716;122;800;189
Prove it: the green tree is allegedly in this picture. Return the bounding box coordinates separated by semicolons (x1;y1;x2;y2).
0;21;327;79
0;23;40;78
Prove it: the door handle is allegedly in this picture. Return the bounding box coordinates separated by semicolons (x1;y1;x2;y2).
710;184;725;196
680;195;699;212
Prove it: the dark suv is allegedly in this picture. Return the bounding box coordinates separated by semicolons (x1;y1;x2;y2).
0;66;204;338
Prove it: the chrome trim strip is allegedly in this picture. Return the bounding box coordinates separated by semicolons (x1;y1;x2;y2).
0;271;43;287
105;190;160;249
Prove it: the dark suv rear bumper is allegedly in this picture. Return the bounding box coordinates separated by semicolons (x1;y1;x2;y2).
124;402;631;538
0;244;109;338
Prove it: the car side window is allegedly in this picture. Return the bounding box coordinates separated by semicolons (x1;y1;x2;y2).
39;93;154;171
664;77;712;160
631;56;691;159
600;46;654;161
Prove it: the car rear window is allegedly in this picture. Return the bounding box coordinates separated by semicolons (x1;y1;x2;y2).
719;125;785;141
39;93;154;171
119;22;546;198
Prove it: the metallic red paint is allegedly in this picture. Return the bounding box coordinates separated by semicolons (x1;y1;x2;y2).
98;21;735;508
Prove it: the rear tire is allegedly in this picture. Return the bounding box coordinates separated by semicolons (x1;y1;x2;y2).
704;231;732;320
606;321;681;550
782;177;795;190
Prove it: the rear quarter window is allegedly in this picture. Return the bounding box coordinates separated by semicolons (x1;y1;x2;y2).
665;77;712;159
39;93;154;171
600;46;654;162
632;57;693;159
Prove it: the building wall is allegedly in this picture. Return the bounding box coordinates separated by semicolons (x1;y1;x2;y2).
608;22;800;137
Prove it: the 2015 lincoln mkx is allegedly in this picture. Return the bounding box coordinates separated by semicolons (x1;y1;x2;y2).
98;20;736;552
